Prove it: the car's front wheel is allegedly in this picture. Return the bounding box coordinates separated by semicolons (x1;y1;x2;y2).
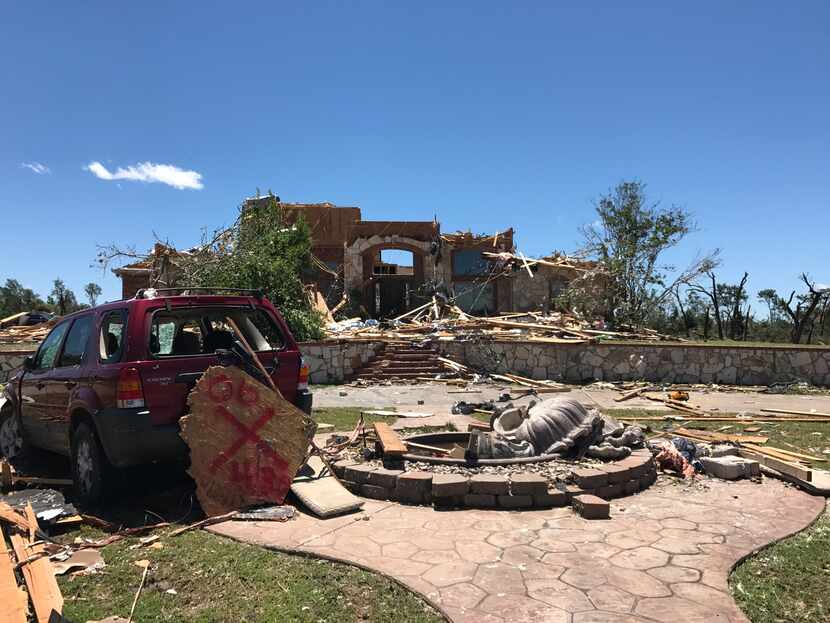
0;405;27;460
71;423;109;506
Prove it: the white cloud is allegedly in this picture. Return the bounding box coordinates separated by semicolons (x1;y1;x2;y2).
85;161;203;190
21;162;51;174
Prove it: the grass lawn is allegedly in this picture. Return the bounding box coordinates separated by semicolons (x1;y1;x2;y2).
58;527;443;623
312;407;393;431
730;506;830;623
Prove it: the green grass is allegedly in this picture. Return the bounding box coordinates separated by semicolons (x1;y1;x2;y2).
730;508;830;623
312;407;394;431
58;528;443;623
606;409;830;466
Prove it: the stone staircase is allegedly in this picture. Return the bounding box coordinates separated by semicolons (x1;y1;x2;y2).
351;342;445;381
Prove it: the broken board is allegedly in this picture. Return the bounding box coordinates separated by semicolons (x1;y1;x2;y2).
290;456;364;518
182;366;309;516
0;524;28;623
738;448;812;482
373;422;407;456
10;532;62;623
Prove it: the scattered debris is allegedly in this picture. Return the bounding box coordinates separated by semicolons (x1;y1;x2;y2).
52;549;105;576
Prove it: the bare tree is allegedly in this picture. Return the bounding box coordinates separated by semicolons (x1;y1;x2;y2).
779;274;829;344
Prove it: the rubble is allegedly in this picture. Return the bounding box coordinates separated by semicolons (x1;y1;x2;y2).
0;317;58;344
324;296;681;344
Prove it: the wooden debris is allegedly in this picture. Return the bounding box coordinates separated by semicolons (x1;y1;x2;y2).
738;448;812;482
760;408;830;419
181;365;309;517
127;560;150;623
614;386;649;402
0;524;28;623
403;440;452;456
672;427;768;445
9;532;63;623
0;502;30;533
373;422;407;456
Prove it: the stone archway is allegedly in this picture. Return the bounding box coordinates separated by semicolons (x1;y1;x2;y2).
344;235;445;318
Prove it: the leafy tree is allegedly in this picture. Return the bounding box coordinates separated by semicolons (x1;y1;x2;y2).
84;282;102;306
579;180;719;327
171;194;324;341
0;279;48;318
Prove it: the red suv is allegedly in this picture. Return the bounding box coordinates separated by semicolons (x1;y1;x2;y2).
0;289;312;504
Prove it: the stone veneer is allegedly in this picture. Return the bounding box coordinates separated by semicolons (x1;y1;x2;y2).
437;339;830;386
4;338;828;387
331;449;656;508
301;339;385;384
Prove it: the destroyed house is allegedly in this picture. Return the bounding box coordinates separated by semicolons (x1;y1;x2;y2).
115;198;590;319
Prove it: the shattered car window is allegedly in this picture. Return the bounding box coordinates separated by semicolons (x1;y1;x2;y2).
149;307;284;357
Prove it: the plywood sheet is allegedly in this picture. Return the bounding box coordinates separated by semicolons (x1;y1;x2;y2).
182;366;309;516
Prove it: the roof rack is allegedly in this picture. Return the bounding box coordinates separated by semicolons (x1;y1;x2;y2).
134;287;265;299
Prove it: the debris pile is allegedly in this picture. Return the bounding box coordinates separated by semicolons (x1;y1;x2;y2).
1;501;64;623
326;297;681;344
0;318;57;345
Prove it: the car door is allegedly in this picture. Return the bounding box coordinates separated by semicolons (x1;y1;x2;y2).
47;314;94;455
18;320;71;449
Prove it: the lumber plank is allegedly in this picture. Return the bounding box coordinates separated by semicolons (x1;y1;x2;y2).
760;408;830;419
373;422;407;456
619;415;830;423
614;387;649;402
9;533;62;623
738;448;812;482
673;427;768;445
0;525;28;623
403;440;452;455
181;366;309;516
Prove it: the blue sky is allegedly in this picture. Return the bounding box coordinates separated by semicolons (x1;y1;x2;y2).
2;1;828;306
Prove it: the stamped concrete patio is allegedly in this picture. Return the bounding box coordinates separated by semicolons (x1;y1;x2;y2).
210;479;824;623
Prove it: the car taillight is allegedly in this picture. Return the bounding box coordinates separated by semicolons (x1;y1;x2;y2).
117;367;145;408
298;358;309;391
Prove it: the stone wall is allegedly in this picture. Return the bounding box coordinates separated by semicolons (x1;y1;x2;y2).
300;339;385;384
436;340;830;387
0;346;36;384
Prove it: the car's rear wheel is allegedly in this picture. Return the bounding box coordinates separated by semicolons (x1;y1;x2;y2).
71;423;109;506
0;405;27;460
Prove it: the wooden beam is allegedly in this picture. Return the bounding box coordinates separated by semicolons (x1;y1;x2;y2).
373;422;407;456
403;440;452;455
9;533;63;623
760;408;830;419
738;448;812;482
673;427;768;445
614;386;649;402
0;525;28;623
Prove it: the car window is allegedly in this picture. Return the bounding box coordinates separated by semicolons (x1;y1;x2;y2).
58;316;93;367
149;307;284;357
33;322;70;370
99;311;127;363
